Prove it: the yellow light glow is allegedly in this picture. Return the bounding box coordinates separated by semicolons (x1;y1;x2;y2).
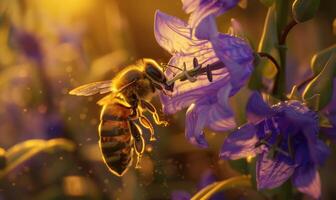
63;176;87;196
34;0;95;22
246;155;254;163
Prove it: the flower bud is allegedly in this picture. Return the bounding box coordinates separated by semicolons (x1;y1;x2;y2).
292;0;320;23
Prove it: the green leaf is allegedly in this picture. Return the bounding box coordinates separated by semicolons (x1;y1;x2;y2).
287;85;301;100
191;175;251;200
292;0;320;23
311;44;336;75
259;0;275;7
248;6;279;90
0;138;75;178
228;158;248;174
303;53;336;110
319;115;333;128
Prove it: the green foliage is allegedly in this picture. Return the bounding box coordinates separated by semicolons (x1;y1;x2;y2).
292;0;320;23
0;138;75;179
190;175;251;200
248;6;279;90
311;44;336;75
303;53;336;110
228;158;249;174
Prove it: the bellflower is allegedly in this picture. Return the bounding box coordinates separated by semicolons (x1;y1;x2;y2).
220;92;330;199
154;10;253;147
172;170;225;200
10;27;43;64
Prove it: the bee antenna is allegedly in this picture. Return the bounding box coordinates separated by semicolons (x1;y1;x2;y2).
163;63;183;71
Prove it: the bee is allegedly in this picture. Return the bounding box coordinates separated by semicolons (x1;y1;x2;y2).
69;59;173;176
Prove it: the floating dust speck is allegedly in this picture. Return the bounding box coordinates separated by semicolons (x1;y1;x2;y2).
79;113;87;120
63;176;88;196
66;66;73;73
90;118;98;125
59;156;64;160
146;145;153;152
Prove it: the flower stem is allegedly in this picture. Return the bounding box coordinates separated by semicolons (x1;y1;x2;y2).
191;175;251;200
297;75;317;91
279;20;298;45
272;0;290;100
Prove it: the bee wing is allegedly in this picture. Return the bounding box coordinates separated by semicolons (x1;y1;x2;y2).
69;80;116;96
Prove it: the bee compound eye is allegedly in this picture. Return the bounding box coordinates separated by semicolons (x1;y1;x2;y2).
145;64;165;83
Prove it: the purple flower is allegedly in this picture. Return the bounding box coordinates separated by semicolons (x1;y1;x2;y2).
182;0;239;29
220;92;330;199
172;170;225;200
154;11;253;147
10;27;43;63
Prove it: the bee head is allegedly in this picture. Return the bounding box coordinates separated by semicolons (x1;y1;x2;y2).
143;59;167;85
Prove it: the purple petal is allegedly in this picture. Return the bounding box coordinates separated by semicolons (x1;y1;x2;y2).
182;0;239;28
256;152;295;189
194;15;218;40
212;34;253;86
220;124;258;159
292;165;321;199
246;92;273;124
207;85;236;131
302;126;320;164
171;191;192;200
154;10;192;54
185;103;211;147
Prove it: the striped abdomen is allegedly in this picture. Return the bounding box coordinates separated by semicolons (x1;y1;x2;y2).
98;102;133;176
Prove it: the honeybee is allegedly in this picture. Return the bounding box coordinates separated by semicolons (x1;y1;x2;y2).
69;59;172;176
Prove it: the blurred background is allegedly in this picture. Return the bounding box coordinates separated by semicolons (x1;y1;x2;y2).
0;0;335;199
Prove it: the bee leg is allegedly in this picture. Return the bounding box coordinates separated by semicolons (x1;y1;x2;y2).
140;100;168;126
126;93;140;120
138;114;156;141
129;121;145;168
128;106;139;120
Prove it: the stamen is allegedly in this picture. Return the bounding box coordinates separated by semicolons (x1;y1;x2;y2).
206;64;213;82
183;62;197;82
